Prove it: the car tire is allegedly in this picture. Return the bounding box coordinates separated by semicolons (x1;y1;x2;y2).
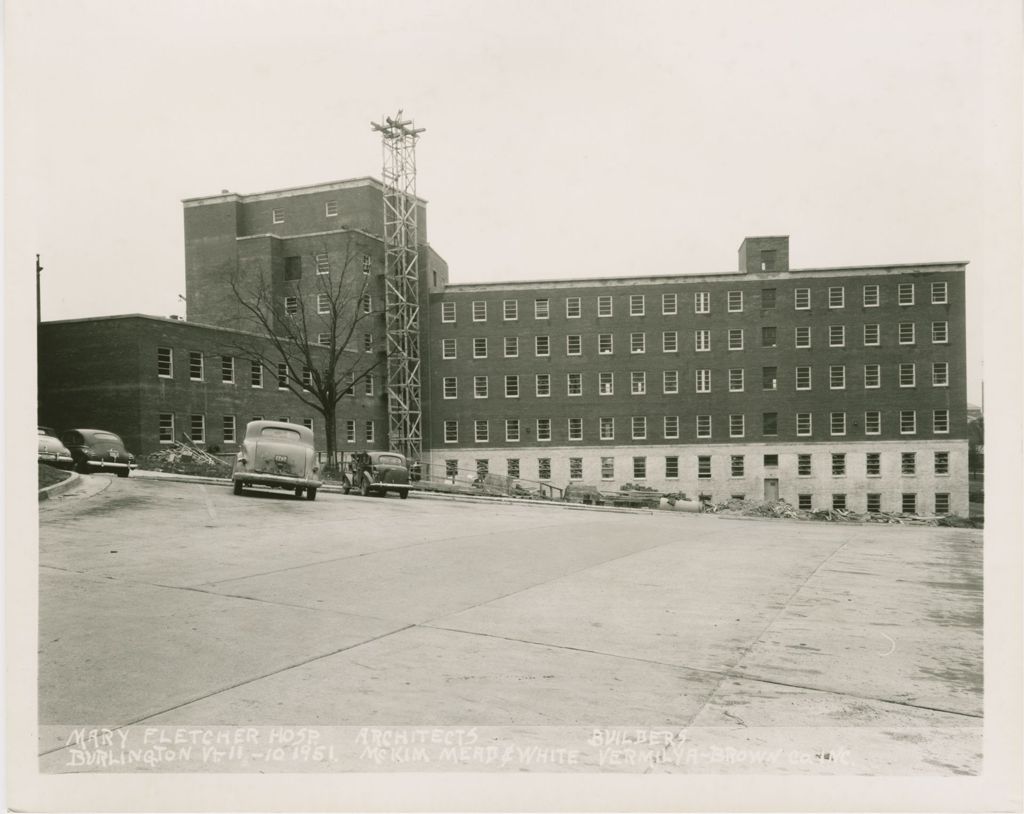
294;487;304;498
76;460;90;474
233;480;243;496
341;482;351;495
306;487;317;501
399;489;409;500
359;479;370;497
117;468;129;478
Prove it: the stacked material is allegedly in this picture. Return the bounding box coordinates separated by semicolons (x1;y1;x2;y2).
707;498;978;527
144;440;232;476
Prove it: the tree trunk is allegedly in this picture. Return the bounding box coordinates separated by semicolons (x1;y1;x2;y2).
323;407;338;478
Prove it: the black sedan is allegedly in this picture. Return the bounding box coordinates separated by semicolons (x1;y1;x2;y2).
60;429;137;477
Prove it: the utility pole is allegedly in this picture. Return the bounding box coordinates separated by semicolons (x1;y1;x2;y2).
36;254;43;324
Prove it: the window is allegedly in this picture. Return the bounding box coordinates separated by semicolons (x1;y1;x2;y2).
728;328;744;350
249;360;263;388
829;325;845;347
537;419;552;441
664;415;680;439
476;459;489;477
566;335;582;355
795;366;811;390
863;324;880;346
535;373;551;397
325;200;338;217
797;454;812;476
504;337;519;358
832;453;846;476
761;288;776;309
632;457;646;480
830;412;847;436
833;494;847;511
662;293;677;315
899;363;916;388
534;298;550;319
933;410;950;434
272;208;284;224
696;415;711;438
763;366;778;391
795;326;811;348
599;372;614;395
569;457;584;480
362;254;372;274
798;494;813;510
861;452;880;477
864;364;880;389
698;456;711;479
729;414;745;438
863;284;880;307
568;418;583;440
506;419;520;442
694;291;710;313
865;411;881;435
157;347;173;378
631;416;647;440
794;288;811;310
364;421;375;442
442;302;456;323
599;417;615;440
503;299;518;321
158;414;174;443
762;412;778;436
474;376;488;399
473;338;488;358
829;365;846;390
442;338;457;359
630;294;645;316
346;420;357;443
898;322;916;344
360;293;372;314
343;373;353;395
474;420;489;443
444;420;458;443
306;367;317;390
505;375;519;398
533;335;550;357
507;457;520;477
315;253;330;275
538;458;552;479
315;332;330;346
932;321;948;344
598;334;613;354
363;333;374;353
662;370;679;394
662;331;678;353
631;371;647;395
828;286;845;309
899;452;916;475
695;329;710;352
222;416;236;444
472;301;487;322
598;456;615;479
935;493;950;514
932;282;948;304
282;295;299;317
598;296;613;317
665;456;679;479
566;297;581;318
761;326;777;347
731;455;745;477
630;332;646;354
900;410;917;434
729;368;745;392
189;351;204;381
695;369;711;393
796;413;812;436
442;377;457;399
902;493;917;514
444;460;458;479
935;451;950;475
190;414;206;443
315;294;330;314
728;290;743;312
566;372;582;396
898;283;915;306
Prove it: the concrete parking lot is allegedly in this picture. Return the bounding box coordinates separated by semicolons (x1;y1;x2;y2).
38;473;982;774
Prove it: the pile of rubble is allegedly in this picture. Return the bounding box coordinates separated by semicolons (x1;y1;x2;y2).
706;498;980;527
144;439;232;477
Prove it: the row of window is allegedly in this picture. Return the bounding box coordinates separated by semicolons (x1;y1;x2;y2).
283;292;373;316
270;202;373;226
438;321;950;359
159;414;375;444
440;361;951;399
282;253;373;280
441;409;952;444
443;282;950;323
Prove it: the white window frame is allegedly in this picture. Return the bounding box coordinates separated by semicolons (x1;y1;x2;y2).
664;416;680;440
630;332;646;354
272;208;284;224
662;293;677;315
317;293;330;314
535;335;550;357
696;415;711;438
158;413;175;443
598;334;613;354
474;420;489;443
442;338;457;359
631;416;647;440
794;288;811;310
695;291;710;314
899;363;916;388
729;414;745;438
932;321;948;344
796;413;812;437
829;365;846;390
503;299;518;321
324;200;338;217
473;337;488;359
795;326;811;348
535;373;551;397
695;329;710;352
728;368;744;392
566;372;582;397
157;347;173;378
598;372;614;396
931;282;948;304
472;301;487;322
864;364;881;389
315;253;330;275
662;331;678;353
727;290;743;313
630;294;645;316
899;322;916;345
933;410;950;434
444;421;458;443
865;411;882;436
900;410;917;435
567;417;583;441
828;286;845;309
599;417;615;441
695;369;711;393
728;328;744;351
441;302;456;323
534;298;550;319
829;325;846;347
474;376;488;399
795;366;812;391
863;323;880;346
597;295;613;317
442;377;457;399
898;283;915;306
830;412;847;436
932;362;949;387
190;414;206;444
631;371;647;395
565;297;582;319
663;370;679;394
223;415;236;444
863;284;880;307
504;336;519;358
536;418;552;442
221;356;234;384
566;335;582;356
505;419;521;442
189;351;204;382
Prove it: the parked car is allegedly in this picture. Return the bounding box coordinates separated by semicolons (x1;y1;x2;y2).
231;420;322;500
37;428;74;470
562;483;606;506
342;451;410;499
60;429;137;476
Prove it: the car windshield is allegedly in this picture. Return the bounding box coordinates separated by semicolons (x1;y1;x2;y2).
260;427;301;440
376;455;405;466
93;433;122;443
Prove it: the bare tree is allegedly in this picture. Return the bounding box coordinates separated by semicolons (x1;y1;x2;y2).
224;234;385;472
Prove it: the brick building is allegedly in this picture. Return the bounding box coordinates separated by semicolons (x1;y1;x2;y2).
38;178;970;514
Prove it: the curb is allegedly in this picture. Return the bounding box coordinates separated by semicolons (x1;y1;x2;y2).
38;472;81;502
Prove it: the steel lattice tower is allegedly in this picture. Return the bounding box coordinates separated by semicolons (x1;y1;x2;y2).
371;112;425;463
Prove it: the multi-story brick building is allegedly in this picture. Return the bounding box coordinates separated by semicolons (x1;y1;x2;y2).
38;178;970;515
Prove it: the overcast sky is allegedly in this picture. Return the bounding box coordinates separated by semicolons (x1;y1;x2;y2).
8;0;1021;405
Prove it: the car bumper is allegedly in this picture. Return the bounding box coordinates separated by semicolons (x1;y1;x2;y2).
86;460;137;471
38;454;75;470
233;473;322;489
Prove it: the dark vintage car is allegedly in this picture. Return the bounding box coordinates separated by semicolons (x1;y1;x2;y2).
342;450;410;499
231;420;322;500
38;428;74;470
60;429;137;476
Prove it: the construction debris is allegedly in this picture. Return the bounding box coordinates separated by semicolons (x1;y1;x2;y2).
144;437;232;476
705;498;980;527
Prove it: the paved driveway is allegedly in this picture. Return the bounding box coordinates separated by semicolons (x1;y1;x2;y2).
38;474;982;774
